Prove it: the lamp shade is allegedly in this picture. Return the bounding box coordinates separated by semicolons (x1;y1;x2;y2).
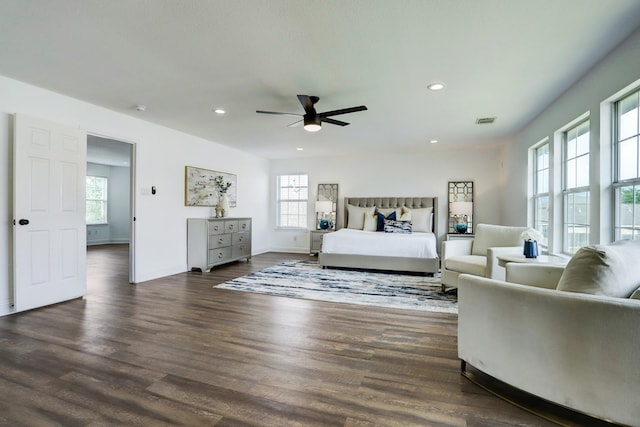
450;201;473;216
315;200;333;213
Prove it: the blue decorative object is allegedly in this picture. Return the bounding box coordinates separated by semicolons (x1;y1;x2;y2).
377;211;397;231
319;219;330;230
455;223;468;233
523;240;539;258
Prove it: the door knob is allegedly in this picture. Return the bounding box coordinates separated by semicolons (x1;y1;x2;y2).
18;219;29;225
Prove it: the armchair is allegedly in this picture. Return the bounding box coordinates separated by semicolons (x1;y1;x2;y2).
441;223;527;291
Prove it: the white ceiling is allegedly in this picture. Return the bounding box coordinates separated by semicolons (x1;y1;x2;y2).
2;1;640;159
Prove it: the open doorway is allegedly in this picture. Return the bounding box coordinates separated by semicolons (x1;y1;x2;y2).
86;135;135;285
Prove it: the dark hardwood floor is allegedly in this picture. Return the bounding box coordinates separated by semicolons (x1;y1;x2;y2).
0;245;595;426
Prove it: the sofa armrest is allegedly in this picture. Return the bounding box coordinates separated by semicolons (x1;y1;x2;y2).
442;239;473;259
458;274;640;426
485;246;523;280
506;263;565;289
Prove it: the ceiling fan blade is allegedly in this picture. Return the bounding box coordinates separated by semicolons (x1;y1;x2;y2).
320;105;368;117
321;117;350;126
297;95;319;113
256;110;302;118
287;119;303;127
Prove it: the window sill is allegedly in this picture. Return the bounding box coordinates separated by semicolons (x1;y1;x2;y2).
274;227;308;232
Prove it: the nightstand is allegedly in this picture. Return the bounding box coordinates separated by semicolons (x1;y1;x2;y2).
447;233;475;241
310;230;333;255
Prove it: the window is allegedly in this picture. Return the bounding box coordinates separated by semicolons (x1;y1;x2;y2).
614;89;640;240
532;142;550;246
276;174;308;228
86;176;108;224
563;119;590;253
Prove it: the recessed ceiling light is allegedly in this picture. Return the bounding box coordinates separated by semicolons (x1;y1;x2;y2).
296;147;304;151
430;139;438;144
427;83;445;91
214;109;226;115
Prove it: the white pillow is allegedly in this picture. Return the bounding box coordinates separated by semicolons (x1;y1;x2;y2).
402;207;432;232
347;204;375;230
363;213;377;232
557;240;640;298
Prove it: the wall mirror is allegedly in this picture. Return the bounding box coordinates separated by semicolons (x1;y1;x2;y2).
448;181;474;234
316;183;338;230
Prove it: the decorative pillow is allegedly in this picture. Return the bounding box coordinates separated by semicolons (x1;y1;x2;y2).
384;219;412;233
399;211;411;221
556;240;640;298
347;205;376;230
402;207;432;232
376;211;396;231
363;213;377;232
376;207;398;218
630;287;640;300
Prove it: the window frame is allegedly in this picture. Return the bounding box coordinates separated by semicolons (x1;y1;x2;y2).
531;141;550;247
613;88;640;241
276;173;309;229
562;119;590;254
86;175;109;225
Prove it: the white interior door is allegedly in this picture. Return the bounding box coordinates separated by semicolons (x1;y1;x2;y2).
13;114;87;312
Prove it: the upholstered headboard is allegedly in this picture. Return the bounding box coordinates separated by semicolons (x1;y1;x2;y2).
342;197;438;233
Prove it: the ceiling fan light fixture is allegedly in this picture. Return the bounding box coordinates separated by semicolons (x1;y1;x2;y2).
303;115;322;132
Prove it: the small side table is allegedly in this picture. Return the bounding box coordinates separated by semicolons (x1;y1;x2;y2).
447;233;475;241
497;254;569;268
310;230;333;256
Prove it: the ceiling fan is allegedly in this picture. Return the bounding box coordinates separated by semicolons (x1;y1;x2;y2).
256;95;367;132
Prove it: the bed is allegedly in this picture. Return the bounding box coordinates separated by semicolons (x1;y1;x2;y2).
318;197;439;274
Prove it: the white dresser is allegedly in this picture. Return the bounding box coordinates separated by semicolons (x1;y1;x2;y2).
187;218;252;271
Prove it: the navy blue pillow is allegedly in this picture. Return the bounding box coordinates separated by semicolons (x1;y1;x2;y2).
377;211;396;231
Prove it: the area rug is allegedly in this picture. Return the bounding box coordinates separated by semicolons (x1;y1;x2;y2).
216;260;457;314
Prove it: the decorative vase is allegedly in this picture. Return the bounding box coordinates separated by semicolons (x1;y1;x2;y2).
219;193;230;217
523;240;539;258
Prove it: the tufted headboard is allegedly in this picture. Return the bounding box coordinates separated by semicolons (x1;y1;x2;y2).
342;197;438;234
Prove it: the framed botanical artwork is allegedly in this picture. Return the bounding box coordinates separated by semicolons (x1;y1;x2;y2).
185;166;237;207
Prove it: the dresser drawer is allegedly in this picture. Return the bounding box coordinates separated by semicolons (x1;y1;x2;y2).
238;219;251;232
208;221;224;235
224;220;239;233
232;244;251;259
232;232;250;245
208;233;232;249
208;247;231;264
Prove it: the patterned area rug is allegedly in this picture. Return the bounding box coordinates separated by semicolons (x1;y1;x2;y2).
216;260;457;314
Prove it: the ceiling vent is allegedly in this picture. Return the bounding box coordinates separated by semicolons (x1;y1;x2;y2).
476;117;496;124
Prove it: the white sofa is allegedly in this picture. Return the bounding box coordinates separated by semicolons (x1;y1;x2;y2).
441;223;527;291
458;240;640;426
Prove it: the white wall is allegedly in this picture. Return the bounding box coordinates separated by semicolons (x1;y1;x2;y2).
502;26;640;247
269;145;505;253
0;75;271;315
86;162;130;245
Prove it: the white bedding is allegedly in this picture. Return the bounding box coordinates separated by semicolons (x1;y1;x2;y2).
322;228;438;259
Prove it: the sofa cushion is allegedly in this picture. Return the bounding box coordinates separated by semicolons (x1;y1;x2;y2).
471;224;526;256
444;255;487;277
347;205;376;230
557;240;640;298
